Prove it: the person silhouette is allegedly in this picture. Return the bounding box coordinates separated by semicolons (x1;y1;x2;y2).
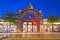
46;26;48;32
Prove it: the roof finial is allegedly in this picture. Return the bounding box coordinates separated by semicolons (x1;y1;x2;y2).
28;2;33;9
19;10;21;12
39;10;42;12
39;10;43;15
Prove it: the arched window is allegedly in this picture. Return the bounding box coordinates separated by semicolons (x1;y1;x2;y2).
23;13;36;19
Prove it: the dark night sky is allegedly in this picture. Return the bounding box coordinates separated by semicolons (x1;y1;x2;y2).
0;0;60;18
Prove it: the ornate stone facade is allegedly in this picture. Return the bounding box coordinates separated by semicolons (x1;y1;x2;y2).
18;4;43;32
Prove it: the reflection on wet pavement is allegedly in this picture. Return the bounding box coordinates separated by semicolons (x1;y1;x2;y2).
0;34;60;40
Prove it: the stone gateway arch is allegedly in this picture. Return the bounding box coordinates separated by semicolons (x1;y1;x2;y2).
18;4;43;32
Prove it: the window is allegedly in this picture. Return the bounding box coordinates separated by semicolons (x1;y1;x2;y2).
23;14;36;19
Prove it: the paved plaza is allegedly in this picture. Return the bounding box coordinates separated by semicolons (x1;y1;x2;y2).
0;32;60;40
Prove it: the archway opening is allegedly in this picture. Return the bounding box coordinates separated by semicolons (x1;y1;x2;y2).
23;13;38;32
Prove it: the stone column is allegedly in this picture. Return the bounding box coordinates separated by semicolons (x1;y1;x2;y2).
17;10;22;32
37;18;40;32
39;10;43;32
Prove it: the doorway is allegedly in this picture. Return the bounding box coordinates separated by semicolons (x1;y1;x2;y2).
23;21;37;32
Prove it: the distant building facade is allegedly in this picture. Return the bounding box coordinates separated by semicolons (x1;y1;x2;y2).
0;3;60;33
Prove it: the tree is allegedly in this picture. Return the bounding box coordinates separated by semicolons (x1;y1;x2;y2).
47;16;59;32
3;11;18;25
3;11;18;32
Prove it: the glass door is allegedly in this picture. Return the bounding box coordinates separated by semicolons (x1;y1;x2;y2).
23;22;27;32
32;20;37;32
28;22;32;32
33;25;37;32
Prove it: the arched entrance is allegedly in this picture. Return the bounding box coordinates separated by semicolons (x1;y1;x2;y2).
18;4;43;32
23;13;38;32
